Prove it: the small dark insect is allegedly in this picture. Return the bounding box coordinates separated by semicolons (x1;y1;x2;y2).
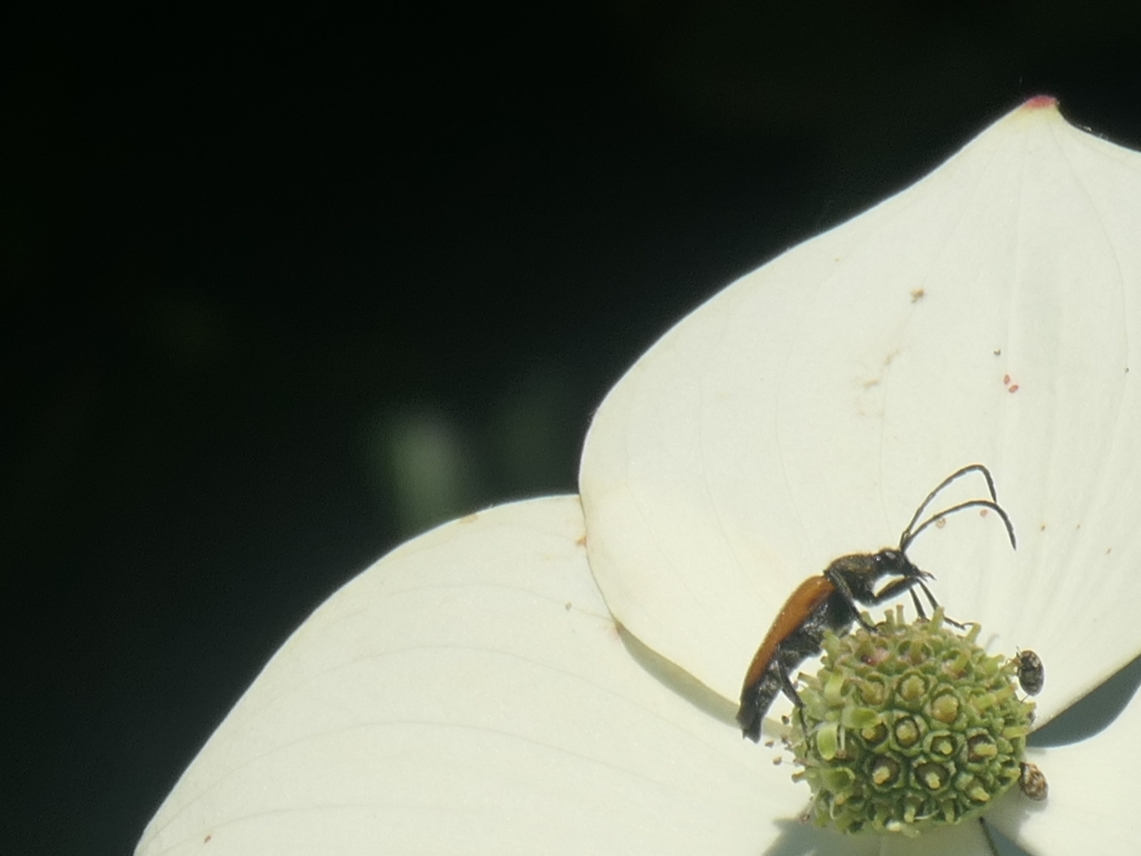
1019;761;1048;801
1016;649;1045;696
737;464;1017;741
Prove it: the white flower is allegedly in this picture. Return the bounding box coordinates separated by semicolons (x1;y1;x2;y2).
136;99;1141;856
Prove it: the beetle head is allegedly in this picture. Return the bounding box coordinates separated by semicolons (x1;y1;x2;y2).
833;549;932;603
872;548;929;581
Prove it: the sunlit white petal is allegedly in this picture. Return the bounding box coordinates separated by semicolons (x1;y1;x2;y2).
136;497;807;856
580;99;1141;725
988;680;1141;854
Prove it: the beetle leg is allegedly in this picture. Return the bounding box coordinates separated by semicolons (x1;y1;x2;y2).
870;574;921;604
777;658;814;749
915;579;966;628
873;575;936;621
908;586;929;620
777;658;803;708
874;576;967;628
824;572;877;630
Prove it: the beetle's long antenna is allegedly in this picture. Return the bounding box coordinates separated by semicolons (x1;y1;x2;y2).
903;499;1017;552
900;464;999;546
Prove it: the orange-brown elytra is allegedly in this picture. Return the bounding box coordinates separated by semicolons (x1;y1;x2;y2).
737;464;1017;742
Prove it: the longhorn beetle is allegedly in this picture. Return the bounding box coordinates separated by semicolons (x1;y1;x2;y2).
737;464;1016;741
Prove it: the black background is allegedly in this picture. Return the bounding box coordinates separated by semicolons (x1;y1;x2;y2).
6;5;1141;854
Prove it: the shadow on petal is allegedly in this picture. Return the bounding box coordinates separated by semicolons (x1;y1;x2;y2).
617;622;739;728
1030;649;1141;747
982;815;1036;856
762;817;878;856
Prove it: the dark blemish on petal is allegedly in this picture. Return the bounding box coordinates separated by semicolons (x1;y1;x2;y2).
1009;384;1020;393
1003;374;1011;385
461;513;480;524
910;288;926;302
1040;523;1047;531
565;601;572;611
575;534;587;547
994;348;1002;356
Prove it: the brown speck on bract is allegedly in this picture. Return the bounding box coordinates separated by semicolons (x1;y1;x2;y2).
1003;374;1011;385
979;508;989;518
935;517;947;528
994;348;1002;356
204;834;212;844
565;601;572;611
460;512;480;524
1009;384;1020;393
1040;523;1047;531
910;288;925;302
575;533;587;547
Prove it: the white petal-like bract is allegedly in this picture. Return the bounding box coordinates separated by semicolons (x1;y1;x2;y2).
989;681;1141;851
136;497;804;856
581;99;1141;725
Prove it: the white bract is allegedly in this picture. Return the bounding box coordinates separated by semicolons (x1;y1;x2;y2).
137;99;1141;856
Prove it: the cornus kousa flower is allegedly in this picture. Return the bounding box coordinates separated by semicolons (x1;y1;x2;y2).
137;98;1141;856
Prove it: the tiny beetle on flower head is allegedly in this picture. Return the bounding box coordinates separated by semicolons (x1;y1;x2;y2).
1019;761;1048;801
736;464;1017;742
1016;649;1045;696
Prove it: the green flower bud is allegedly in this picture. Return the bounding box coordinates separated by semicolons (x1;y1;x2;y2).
790;606;1036;835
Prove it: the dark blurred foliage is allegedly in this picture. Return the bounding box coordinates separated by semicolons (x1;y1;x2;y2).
4;4;1140;854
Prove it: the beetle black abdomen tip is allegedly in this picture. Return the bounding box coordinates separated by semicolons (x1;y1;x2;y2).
737;705;762;742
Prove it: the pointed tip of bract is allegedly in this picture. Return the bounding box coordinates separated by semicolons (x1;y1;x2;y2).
973;95;1065;141
1021;94;1060;112
987;94;1066;137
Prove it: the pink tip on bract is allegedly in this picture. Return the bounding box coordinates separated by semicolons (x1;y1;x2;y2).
1023;95;1059;110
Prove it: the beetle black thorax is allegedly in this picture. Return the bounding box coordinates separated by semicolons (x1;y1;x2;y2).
823;549;922;604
